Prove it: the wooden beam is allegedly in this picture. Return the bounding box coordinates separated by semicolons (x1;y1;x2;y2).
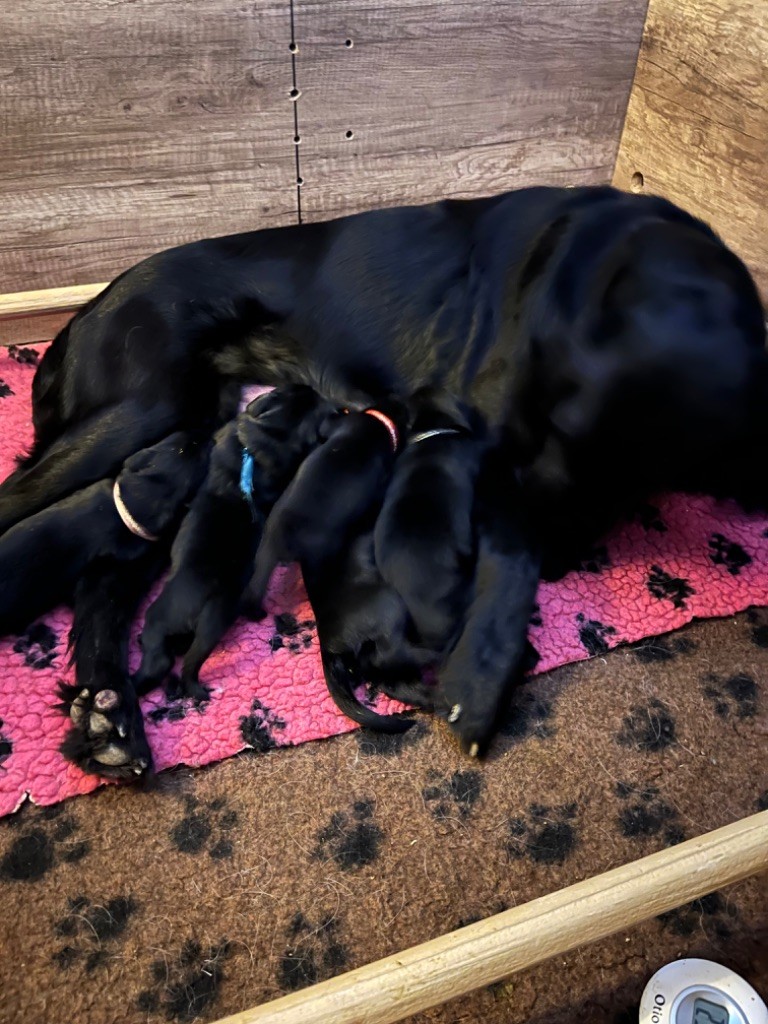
613;0;768;300
0;283;108;320
210;810;768;1024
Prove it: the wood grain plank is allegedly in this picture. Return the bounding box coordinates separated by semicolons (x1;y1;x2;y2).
613;0;768;299
0;0;298;292
294;0;649;221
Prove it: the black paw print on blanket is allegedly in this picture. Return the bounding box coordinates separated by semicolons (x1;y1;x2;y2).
269;612;315;654
0;718;12;767
0;805;89;882
647;565;695;610
702;673;759;720
53;894;137;972
240;698;286;752
13;622;59;669
0;379;13;399
314;799;384;870
615;782;686;847
576;614;617;656
506;803;579;866
169;796;238;860
278;912;350;992
7;344;40;365
137;938;232;1023
708;533;752;575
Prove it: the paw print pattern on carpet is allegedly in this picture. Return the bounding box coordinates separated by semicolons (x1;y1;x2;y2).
576;614;616;656
278;912;350;992
499;690;556;743
629;634;697;663
137;938;232;1022
702;673;759;720
615;782;686;847
422;770;484;821
0;805;89;881
13;622;59;669
53;894;137;972
270;613;315;655
708;533;753;575
618;698;677;752
647;565;695;610
240;698;287;752
356;719;428;756
506;803;579;866
170;796;238;860
314;799;383;870
148;695;209;726
657;892;739;941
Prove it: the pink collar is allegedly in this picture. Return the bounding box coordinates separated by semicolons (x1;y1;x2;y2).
364;408;399;452
112;480;159;542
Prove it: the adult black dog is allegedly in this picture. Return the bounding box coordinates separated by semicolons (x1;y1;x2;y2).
2;185;765;749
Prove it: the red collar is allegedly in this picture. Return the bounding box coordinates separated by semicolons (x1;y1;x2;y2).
364;408;399;452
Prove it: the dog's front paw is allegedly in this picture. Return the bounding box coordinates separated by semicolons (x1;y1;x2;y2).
165;672;212;706
58;682;152;780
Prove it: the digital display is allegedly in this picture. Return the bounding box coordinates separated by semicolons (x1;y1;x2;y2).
692;996;729;1024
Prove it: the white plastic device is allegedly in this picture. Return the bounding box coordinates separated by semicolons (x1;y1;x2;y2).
639;959;768;1024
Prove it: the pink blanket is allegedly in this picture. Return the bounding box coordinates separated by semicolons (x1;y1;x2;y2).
1;343;767;815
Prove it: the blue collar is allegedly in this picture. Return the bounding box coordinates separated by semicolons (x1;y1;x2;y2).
240;449;257;518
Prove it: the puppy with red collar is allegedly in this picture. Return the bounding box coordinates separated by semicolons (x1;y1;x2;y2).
244;396;408;615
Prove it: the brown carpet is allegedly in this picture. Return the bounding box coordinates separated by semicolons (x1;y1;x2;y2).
1;611;767;1024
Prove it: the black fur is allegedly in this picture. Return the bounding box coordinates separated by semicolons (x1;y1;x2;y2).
134;385;335;700
244;397;410;612
2;185;766;754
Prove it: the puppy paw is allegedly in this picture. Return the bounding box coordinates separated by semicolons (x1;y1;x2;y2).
58;683;152;780
165;673;212;706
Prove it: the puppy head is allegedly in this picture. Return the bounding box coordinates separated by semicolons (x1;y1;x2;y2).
117;432;209;536
239;384;340;479
407;386;484;438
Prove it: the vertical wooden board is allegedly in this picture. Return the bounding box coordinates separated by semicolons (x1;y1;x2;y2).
613;0;768;299
293;0;649;222
0;0;298;292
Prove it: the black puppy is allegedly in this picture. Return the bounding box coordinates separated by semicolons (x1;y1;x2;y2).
302;531;430;733
134;385;336;700
0;432;208;777
437;440;541;756
374;387;487;654
244;397;410;613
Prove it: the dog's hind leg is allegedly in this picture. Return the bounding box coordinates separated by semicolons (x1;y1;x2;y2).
175;597;240;703
0;398;182;536
59;550;164;780
133;588;183;695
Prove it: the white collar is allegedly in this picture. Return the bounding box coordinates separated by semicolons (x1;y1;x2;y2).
408;427;463;446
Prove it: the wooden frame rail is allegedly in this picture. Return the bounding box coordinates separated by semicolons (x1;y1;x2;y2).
209;811;768;1024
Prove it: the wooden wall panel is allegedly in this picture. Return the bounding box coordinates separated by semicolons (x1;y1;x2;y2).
0;0;298;292
293;0;649;222
613;0;768;300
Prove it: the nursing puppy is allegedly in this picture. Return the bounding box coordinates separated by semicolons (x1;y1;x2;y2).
0;432;209;777
243;397;410;614
134;385;336;700
303;531;430;732
374;387;487;653
437;439;541;756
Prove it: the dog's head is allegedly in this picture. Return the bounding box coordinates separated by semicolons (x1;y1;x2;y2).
238;384;340;482
117;431;209;536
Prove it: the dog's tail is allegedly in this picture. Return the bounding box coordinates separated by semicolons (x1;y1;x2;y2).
322;652;416;734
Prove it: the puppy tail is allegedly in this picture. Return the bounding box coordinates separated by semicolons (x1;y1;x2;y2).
322;652;416;734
